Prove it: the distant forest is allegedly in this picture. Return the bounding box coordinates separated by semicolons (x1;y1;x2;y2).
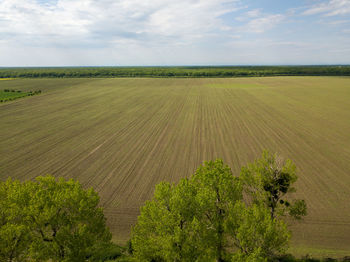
0;66;350;78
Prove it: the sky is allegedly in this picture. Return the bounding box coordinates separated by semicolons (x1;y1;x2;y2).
0;0;350;66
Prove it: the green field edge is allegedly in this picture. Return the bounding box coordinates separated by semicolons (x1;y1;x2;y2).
0;90;41;103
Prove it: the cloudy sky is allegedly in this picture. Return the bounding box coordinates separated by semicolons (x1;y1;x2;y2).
0;0;350;66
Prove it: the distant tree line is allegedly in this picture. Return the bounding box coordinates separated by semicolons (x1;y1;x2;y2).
0;66;350;78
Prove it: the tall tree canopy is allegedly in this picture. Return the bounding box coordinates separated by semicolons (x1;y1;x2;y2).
0;176;114;262
131;159;291;262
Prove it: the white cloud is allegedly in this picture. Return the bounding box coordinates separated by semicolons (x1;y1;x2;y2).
245;8;262;18
303;0;350;16
322;19;350;25
0;0;240;47
235;8;285;33
244;14;285;33
0;0;349;66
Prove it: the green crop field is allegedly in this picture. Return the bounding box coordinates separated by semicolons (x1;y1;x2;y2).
0;90;27;101
0;77;349;257
0;88;42;102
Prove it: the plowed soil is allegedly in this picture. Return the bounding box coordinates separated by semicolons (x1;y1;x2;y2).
1;77;349;256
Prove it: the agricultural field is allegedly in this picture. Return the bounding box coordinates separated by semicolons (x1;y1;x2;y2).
0;77;349;257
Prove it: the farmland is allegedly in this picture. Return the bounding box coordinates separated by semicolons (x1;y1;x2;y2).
0;77;349;257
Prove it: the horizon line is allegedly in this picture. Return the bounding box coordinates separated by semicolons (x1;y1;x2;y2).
1;64;350;68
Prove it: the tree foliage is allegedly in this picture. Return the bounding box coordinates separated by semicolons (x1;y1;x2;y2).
131;180;200;262
131;159;291;262
0;179;32;262
0;176;114;262
230;203;289;261
240;151;307;220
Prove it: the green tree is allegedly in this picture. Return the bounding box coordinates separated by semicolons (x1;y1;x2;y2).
240;150;307;220
131;159;290;262
132;179;201;262
0;176;114;261
191;160;242;262
0;179;32;262
230;203;289;262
